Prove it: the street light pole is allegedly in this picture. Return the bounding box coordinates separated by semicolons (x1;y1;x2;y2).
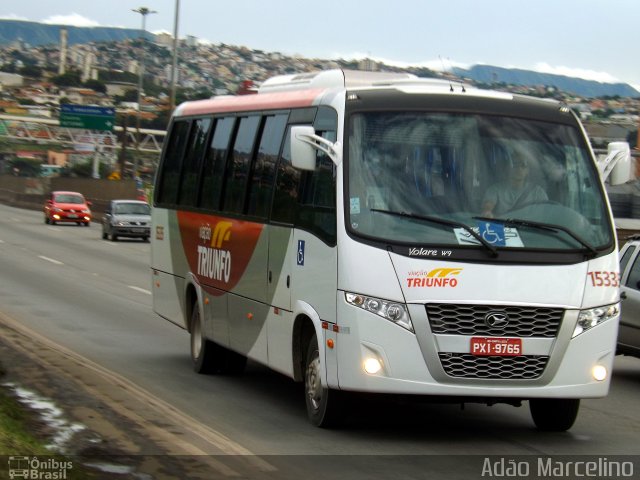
170;0;180;113
132;6;157;178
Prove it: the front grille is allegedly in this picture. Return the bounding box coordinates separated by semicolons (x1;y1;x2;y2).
427;304;563;338
439;353;549;379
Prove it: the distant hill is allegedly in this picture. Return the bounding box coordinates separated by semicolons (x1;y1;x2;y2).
2;19;639;98
0;19;152;47
453;64;640;98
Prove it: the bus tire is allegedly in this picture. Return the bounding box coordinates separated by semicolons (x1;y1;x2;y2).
222;349;247;375
529;398;580;431
304;333;343;428
190;305;218;374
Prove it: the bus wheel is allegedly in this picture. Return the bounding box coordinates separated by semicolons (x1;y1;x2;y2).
223;349;247;375
304;333;343;427
190;305;218;374
529;398;580;431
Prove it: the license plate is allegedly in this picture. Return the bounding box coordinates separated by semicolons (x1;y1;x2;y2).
470;337;522;356
67;214;78;218
132;228;145;232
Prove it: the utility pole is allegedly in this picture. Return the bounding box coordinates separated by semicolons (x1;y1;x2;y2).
170;0;180;113
132;6;157;178
118;114;129;179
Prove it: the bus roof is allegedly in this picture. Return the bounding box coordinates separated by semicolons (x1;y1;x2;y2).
174;69;469;118
173;69;567;119
175;88;326;117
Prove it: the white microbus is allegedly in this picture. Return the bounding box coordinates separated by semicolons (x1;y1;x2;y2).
151;69;622;430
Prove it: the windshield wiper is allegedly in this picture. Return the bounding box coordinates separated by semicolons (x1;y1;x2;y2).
371;208;497;257
473;216;598;257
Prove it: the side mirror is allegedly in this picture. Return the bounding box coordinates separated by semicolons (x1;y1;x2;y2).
290;125;342;170
86;200;93;207
290;126;318;171
600;142;632;185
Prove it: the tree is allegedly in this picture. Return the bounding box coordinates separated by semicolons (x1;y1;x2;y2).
7;158;41;177
52;71;82;88
83;79;107;94
19;65;42;78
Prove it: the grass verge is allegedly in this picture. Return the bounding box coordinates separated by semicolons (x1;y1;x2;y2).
0;366;51;456
0;364;93;479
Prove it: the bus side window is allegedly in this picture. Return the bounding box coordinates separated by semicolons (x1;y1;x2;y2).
271;128;300;225
178;117;211;207
222;116;260;214
200;117;235;211
297;107;338;245
246;113;288;218
297;134;337;245
156;120;190;206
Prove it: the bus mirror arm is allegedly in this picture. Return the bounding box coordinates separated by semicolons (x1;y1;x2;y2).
291;125;342;171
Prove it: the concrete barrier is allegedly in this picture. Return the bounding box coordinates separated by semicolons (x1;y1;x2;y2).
0;174;139;220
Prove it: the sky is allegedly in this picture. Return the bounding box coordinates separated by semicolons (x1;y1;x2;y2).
2;0;639;91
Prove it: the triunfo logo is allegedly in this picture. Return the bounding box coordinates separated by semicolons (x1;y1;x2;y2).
407;268;462;287
197;221;232;283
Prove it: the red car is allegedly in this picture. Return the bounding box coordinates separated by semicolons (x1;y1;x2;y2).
44;191;92;226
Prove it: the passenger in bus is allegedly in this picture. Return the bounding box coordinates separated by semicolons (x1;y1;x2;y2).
480;156;547;217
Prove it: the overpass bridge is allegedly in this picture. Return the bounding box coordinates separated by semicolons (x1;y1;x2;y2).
0;114;166;153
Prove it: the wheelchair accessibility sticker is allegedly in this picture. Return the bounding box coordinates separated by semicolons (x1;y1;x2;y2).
454;222;524;247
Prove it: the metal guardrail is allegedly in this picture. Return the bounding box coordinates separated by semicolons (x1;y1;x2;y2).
0;114;166;153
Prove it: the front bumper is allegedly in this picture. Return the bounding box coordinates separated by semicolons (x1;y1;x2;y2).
330;295;618;399
112;226;150;237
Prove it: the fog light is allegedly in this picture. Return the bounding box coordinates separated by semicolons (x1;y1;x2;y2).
53;214;61;220
363;357;382;375
592;365;607;382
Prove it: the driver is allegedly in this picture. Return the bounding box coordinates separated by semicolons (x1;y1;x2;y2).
481;156;547;217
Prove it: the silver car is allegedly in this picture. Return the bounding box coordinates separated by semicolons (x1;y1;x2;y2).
101;200;151;242
618;238;640;357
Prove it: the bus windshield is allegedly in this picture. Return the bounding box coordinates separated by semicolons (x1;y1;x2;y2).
347;112;612;252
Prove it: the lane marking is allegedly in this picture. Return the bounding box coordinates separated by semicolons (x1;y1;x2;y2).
38;255;64;265
128;286;152;295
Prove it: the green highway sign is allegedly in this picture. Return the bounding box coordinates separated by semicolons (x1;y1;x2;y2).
59;104;115;131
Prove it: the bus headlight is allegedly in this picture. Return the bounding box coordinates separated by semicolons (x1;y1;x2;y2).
573;303;619;338
345;292;413;332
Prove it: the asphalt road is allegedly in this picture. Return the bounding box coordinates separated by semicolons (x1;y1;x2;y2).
0;203;639;478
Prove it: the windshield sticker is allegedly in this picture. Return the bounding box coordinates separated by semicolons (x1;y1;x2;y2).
454;225;524;247
297;240;305;266
407;268;462;288
350;197;361;214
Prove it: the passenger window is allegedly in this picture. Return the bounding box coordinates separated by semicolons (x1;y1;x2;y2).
625;252;640;290
297;132;337;245
222;116;260;214
271;107;337;245
620;246;636;281
178;117;211;206
156;120;190;205
200;117;235;211
247;114;288;218
271;129;300;225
